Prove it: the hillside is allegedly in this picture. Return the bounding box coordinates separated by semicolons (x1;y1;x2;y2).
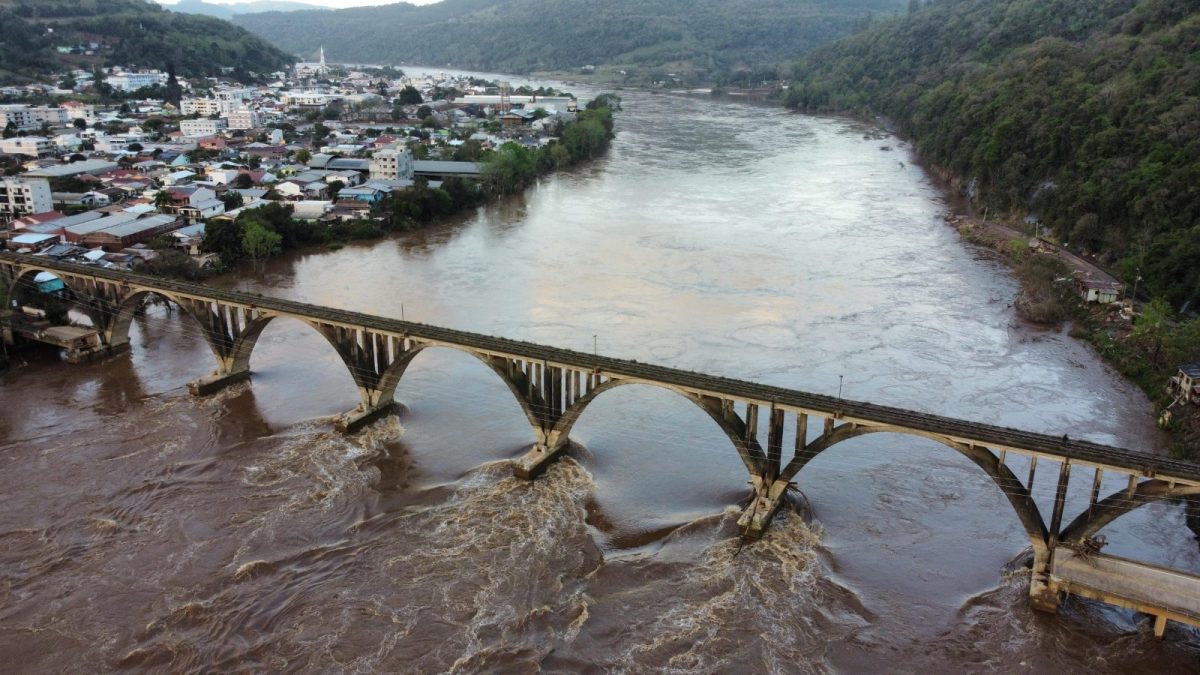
234;0;906;79
164;0;326;21
785;0;1200;310
0;0;294;84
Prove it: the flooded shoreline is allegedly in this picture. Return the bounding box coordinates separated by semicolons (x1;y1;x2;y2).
2;90;1198;671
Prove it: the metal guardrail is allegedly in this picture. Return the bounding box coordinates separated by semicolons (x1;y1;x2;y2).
6;252;1200;484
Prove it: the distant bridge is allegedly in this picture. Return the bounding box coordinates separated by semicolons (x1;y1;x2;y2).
3;252;1199;637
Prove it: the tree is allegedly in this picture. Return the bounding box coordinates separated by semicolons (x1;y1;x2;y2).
295;148;311;164
233;173;254;189
397;85;423;105
1133;297;1173;365
416;105;433;120
328;179;345;201
127;143;143;153
154;190;174;212
72;118;87;131
2;121;15;139
242;219;282;263
164;62;183;107
221;191;244;211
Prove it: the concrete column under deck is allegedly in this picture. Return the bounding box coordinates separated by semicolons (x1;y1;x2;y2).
513;442;570;479
335;403;396;434
737;476;791;539
187;370;250;396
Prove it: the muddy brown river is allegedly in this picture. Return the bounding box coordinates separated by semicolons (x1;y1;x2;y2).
2;88;1198;672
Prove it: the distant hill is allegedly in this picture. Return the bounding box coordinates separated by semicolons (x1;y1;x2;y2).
164;0;327;21
0;0;294;84
234;0;907;79
786;0;1200;309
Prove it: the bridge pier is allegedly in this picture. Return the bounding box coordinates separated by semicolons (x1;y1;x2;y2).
1029;546;1061;613
188;369;250;396
737;476;791;539
335;402;396;434
513;440;570;479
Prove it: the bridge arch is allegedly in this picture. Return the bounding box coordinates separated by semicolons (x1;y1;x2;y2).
108;288;188;347
5;266;76;302
547;378;766;475
1058;479;1200;545
777;423;1050;548
3;265;105;328
373;343;544;431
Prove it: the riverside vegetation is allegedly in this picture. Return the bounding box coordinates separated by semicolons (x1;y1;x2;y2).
784;0;1200;459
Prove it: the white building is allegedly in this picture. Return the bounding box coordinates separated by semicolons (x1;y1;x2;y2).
0;136;54;157
282;91;339;107
294;46;329;79
106;71;169;92
0;176;53;219
0;105;37;131
28;107;70;127
179;118;228;137
62;102;96;122
181;98;223;117
94;135;144;153
53;134;83;150
225;109;260;130
369;145;414;181
216;88;255;112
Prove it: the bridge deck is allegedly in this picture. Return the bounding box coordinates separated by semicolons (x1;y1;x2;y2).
1053;549;1200;634
6;253;1200;486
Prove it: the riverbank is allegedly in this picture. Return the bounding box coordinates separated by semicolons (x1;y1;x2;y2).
929;171;1200;464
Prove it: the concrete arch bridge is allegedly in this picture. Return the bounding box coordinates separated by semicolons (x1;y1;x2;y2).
2;253;1199;637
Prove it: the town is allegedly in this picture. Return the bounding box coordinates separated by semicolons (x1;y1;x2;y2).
0;52;601;273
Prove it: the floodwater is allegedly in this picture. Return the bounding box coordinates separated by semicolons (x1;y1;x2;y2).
2;90;1199;672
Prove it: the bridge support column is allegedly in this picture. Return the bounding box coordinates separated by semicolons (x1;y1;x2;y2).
513;441;571;479
335;401;396;434
513;422;570;480
188;368;250;396
1029;545;1061;613
737;475;791;539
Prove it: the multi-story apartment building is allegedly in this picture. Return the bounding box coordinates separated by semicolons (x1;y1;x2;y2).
0;136;54;157
0;177;53;220
106;71;169;92
0;105;37;131
179;118;228;137
224;109;260;130
180;98;223;117
369;146;414;181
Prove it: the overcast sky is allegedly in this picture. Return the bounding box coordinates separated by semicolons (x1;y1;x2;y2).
158;0;443;8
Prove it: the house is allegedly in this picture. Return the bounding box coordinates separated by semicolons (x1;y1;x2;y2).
292;200;334;221
163;185;224;223
1168;365;1200;404
9;232;59;252
9;210;65;230
171;223;206;255
336;184;387;205
1077;278;1122;304
274;180;328;200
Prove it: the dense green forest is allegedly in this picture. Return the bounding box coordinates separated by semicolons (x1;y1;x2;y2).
0;0;293;84
233;0;906;80
785;0;1200;310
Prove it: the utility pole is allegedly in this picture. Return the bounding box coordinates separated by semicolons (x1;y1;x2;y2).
838;374;844;399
